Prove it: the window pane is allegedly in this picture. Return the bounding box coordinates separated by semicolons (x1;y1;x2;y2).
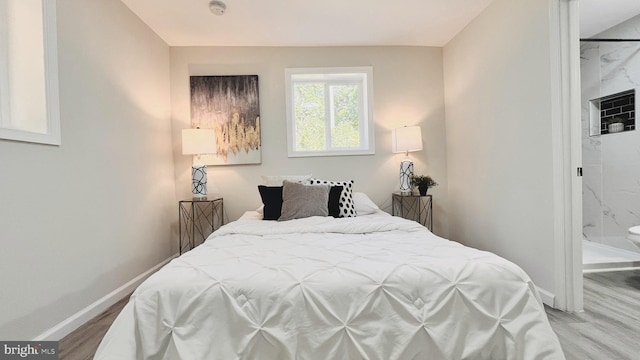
0;0;61;145
3;0;47;133
330;84;360;148
294;83;326;151
285;67;374;157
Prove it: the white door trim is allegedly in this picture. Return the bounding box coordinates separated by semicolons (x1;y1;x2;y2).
549;0;583;312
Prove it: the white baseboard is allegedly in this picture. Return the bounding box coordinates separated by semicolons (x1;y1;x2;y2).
536;286;555;307
583;266;640;273
33;254;178;341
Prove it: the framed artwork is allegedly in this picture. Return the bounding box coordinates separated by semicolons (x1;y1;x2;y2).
190;75;261;165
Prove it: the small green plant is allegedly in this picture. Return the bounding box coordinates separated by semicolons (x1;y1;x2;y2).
410;175;438;189
607;117;625;124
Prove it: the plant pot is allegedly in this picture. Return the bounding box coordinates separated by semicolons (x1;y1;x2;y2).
418;185;428;196
608;122;624;133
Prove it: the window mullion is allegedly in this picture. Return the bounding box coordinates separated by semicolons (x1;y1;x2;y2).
358;82;365;146
324;83;332;150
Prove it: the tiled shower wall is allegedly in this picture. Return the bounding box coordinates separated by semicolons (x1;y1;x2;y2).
581;14;640;253
599;90;635;134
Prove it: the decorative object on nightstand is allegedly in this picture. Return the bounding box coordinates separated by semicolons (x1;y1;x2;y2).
182;128;216;198
392;126;423;194
392;192;433;230
179;197;223;254
410;174;438;196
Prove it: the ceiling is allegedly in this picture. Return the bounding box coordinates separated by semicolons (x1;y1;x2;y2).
120;0;640;47
119;0;494;47
580;0;640;38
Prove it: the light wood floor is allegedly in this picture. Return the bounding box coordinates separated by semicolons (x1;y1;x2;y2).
546;270;640;360
58;295;129;360
59;271;640;360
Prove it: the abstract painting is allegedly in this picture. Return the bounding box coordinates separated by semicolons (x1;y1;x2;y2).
190;75;261;165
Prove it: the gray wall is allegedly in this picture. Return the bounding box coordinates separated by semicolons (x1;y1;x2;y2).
444;0;559;299
0;0;175;339
169;46;450;238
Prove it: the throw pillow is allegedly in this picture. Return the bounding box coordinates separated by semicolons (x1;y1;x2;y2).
328;186;343;218
279;181;330;221
258;185;283;220
308;179;356;217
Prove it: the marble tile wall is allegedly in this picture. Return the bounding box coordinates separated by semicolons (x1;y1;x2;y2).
581;14;640;253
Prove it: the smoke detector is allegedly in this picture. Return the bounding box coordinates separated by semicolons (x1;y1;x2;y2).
209;0;227;15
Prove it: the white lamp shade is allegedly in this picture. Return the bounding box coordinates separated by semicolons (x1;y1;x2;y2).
182;129;217;155
392;126;423;153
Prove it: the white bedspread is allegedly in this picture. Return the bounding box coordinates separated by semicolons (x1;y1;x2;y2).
95;215;564;359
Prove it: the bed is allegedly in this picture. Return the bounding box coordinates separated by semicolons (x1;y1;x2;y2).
94;206;564;359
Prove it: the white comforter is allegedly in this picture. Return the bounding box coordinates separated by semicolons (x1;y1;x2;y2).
95;215;564;359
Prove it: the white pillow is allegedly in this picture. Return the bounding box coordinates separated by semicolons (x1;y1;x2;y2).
353;192;379;215
261;174;312;186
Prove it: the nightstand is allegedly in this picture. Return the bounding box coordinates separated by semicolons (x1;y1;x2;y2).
179;197;223;254
392;192;433;231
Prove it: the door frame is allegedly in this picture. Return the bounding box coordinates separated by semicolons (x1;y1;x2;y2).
549;0;583;312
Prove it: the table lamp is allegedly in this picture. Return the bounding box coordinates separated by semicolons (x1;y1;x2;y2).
182;128;217;198
392;126;423;193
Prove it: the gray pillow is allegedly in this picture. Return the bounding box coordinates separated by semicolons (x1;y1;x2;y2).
278;180;330;221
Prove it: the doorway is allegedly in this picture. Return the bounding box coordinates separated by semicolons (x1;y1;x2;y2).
557;0;640;312
578;13;640;272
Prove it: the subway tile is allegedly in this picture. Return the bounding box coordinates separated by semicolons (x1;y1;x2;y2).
613;99;629;107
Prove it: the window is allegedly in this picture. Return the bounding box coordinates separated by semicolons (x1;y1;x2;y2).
285;67;374;157
0;0;60;145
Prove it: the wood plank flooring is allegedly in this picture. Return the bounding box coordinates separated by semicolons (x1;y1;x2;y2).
546;270;640;360
58;295;130;360
59;271;640;360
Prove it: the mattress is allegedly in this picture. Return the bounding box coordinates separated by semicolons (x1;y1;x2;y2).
94;215;564;359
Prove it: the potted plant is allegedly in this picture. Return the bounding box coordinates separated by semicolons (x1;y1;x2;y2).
410;175;437;196
607;117;625;133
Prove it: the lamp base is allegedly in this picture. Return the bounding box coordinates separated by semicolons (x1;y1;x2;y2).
191;164;208;198
399;160;413;193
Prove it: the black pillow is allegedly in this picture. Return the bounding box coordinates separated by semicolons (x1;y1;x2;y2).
328;186;343;218
258;185;283;220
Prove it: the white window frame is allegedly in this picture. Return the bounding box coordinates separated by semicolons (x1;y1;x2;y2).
285;66;375;157
0;0;60;145
0;1;10;131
